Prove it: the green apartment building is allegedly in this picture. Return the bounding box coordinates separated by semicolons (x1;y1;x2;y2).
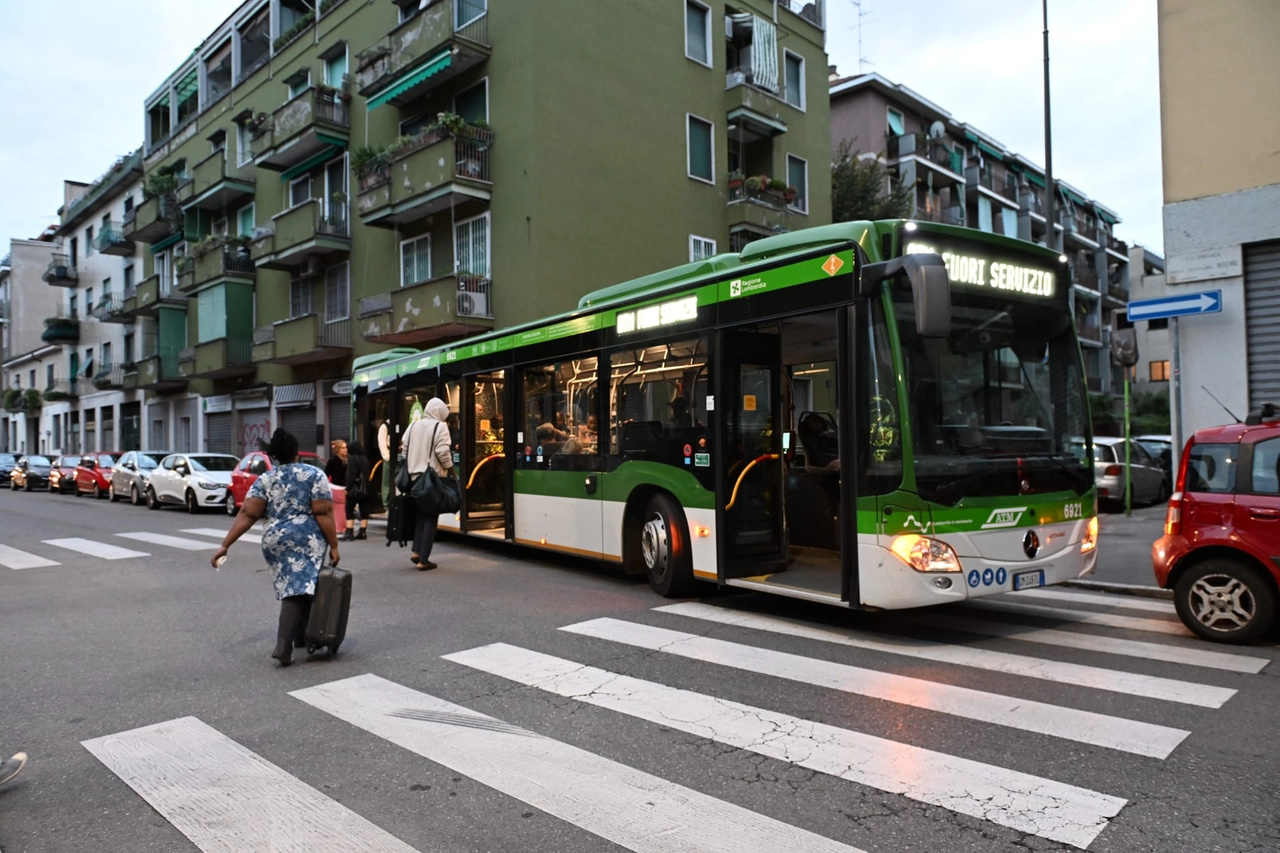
124;0;831;456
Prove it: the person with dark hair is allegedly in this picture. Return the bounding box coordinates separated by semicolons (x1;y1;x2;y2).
212;428;340;667
342;440;372;541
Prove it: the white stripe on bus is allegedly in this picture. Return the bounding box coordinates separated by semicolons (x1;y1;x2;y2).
967;599;1190;636
443;643;1127;850
1007;588;1178;615
0;543;60;570
563;618;1188;758
82;716;418;853
44;538;150;560
653;602;1235;708
117;532;218;552
292;673;866;853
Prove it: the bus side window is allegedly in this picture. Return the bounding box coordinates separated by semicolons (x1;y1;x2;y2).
520;358;600;470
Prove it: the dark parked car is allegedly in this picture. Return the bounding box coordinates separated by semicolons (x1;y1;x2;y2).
49;456;81;494
10;455;52;491
0;453;20;487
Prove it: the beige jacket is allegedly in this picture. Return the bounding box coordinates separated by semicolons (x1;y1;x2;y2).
404;397;453;476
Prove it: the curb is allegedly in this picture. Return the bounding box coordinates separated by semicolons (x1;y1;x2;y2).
1063;579;1174;600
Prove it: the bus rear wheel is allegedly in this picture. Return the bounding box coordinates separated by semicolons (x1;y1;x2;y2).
641;493;695;598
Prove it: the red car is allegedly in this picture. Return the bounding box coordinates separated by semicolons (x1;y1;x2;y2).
49;455;81;494
75;452;120;499
226;450;327;515
1154;406;1280;643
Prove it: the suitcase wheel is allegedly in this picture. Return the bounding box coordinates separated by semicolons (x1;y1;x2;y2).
307;645;318;654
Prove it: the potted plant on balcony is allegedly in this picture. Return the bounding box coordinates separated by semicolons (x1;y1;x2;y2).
27;388;47;408
436;111;465;136
353;146;391;190
784;185;799;204
766;178;788;200
744;175;764;192
143;172;178;200
728;170;745;190
2;388;20;411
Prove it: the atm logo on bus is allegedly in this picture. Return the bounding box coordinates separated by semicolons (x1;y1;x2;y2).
982;507;1028;529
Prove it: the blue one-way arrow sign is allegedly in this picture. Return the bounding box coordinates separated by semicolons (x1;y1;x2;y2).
1127;290;1222;322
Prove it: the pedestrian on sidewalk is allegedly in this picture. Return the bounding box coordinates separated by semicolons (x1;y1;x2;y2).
212;429;341;667
342;441;372;542
403;397;454;571
0;752;27;787
325;439;348;485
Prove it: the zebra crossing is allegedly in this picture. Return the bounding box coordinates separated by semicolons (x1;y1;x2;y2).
0;528;259;568
79;586;1273;852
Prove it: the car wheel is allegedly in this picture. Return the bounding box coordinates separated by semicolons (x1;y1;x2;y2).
639;492;696;598
186;489;200;514
1156;478;1171;504
1174;558;1278;644
225;494;237;516
109;482;119;502
92;482;103;500
146;487;160;510
131;484;141;506
24;480;31;492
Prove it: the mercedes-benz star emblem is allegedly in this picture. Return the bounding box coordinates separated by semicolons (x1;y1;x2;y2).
1023;530;1041;559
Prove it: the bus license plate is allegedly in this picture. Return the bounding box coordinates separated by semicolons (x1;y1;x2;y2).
1013;570;1045;591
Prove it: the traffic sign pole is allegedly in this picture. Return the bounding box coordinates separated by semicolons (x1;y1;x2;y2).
1124;369;1132;517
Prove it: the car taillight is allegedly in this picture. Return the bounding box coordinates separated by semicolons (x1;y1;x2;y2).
1104;465;1123;476
1165;492;1183;536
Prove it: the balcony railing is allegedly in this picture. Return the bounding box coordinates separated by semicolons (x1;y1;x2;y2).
1073;268;1101;291
43;255;79;285
94;221;135;256
92;293;134;324
319;316;351;347
777;0;825;27
916;205;965;226
43;378;80;401
1107;235;1129;256
1002;177;1020;202
1020;190;1044;216
92;365;125;390
180;246;256;292
357;0;490;100
1078;319;1102;344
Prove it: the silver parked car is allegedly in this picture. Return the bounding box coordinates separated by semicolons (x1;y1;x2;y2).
1093;436;1170;507
109;451;169;506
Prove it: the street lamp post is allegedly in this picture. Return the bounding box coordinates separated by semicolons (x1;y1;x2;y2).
1042;0;1058;251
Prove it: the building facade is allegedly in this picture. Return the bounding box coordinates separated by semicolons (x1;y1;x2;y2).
828;71;1132;395
127;0;831;457
1122;246;1169;397
1158;0;1280;448
1;237;61;454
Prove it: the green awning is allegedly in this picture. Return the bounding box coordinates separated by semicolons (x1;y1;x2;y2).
1095;207;1119;225
727;106;787;136
366;50;452;111
1024;171;1046;188
315;131;349;148
150;231;184;253
1062;187;1088;207
280;146;341;182
977;141;1004;161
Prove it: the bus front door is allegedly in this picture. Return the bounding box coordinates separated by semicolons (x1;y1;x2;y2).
462;371;509;536
716;328;785;578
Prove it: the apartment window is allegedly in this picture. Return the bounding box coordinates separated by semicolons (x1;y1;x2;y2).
102;342;113;370
205;39;233;105
46;365;54;390
685;0;711;66
690;235;716;262
147;95;171;146
237;122;253;167
455;213;490;277
399;112;433;137
289;175;311;208
102;277;112;297
101;213;111;231
323;45;348;86
1149;360;1171;382
212;218;229;237
786;154;808;213
236;6;270;80
123;264;134;292
69;294;78;318
287;70;311;100
123;195;134;215
290;278;312;318
686;114;713;183
211;131;227;155
175;67;200;126
197;285;228;343
238;204;256;237
454;79;489;124
456;0;486;28
280;0;311;31
70;237;78;267
783;51;805;109
86;226;95;256
28;370;35;389
86;288;94;311
887;107;906;136
1149;317;1169;330
123;332;134;364
83;348;95;378
325;263;350;321
401;235;432;287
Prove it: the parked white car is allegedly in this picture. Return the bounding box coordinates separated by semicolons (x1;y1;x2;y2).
146;453;240;514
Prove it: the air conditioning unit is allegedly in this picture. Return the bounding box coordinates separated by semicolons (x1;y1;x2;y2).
457;291;489;318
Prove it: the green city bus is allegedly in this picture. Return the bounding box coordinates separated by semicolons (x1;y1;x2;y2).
350;220;1098;609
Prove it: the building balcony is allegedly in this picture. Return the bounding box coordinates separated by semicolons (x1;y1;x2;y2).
92;293;136;325
41;316;80;344
357;127;493;228
1063;217;1100;248
727;183;808;240
91;365;125;391
177;337;254;380
964;166;1020;208
123;195;181;243
42;254;79;286
1106;270;1130;306
123;273;186;318
42;378;80;402
253;313;353;366
251;201;351;270
914;204;965;227
724;74;790;137
358;273;493;346
1106;235;1129;260
177;152;256;212
888;133;963;175
1077;318;1102;346
1072;268;1101;293
177;246;256;294
356;0;490;107
135;349;187;391
252;87;352;172
94;221;135;256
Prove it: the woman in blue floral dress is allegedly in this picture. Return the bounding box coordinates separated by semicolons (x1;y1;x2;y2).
212;429;341;666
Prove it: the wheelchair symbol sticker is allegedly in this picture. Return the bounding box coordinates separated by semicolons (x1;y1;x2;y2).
967;570;981;588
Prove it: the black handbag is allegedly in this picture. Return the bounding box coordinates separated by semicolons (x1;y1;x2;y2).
406;423;461;514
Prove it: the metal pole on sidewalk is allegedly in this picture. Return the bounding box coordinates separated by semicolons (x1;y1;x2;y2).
1124;369;1132;517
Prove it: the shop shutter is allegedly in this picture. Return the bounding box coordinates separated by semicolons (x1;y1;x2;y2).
205;412;234;455
327;397;351;444
281;407;318;450
1245;241;1280;410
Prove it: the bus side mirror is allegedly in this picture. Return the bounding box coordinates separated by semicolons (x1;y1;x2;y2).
902;253;951;338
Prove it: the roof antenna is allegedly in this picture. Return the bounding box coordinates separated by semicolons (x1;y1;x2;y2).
1201;385;1242;424
852;0;874;72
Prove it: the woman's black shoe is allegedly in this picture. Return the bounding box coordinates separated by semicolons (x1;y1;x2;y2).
341;530;355;542
356;528;367;540
416;560;438;570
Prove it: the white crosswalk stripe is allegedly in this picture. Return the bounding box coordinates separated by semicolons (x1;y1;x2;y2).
0;543;60;570
444;642;1128;849
562;617;1189;757
183;528;263;545
654;602;1237;708
1008;587;1179;614
968;598;1191;636
82;716;419;853
116;532;218;552
44;538;150;560
294;674;867;853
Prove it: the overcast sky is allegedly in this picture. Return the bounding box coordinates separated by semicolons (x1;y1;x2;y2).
826;0;1163;253
0;0;1163;254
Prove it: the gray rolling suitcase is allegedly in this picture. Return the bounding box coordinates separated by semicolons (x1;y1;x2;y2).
305;564;352;654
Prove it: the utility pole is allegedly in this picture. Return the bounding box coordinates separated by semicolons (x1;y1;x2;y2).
1042;0;1058;251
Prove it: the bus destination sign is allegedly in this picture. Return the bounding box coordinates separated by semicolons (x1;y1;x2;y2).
905;239;1057;300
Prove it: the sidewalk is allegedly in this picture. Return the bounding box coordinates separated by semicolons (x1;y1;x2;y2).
1088;504;1166;587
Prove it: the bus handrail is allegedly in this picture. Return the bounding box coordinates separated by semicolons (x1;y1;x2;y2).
465;453;505;490
724;453;779;511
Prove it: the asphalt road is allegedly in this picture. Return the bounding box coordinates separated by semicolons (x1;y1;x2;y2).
2;486;1278;853
1091;504;1168;587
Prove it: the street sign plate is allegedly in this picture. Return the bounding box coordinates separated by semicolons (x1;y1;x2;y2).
1126;290;1222;322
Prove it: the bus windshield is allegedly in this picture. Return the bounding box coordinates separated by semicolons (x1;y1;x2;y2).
893;288;1092;505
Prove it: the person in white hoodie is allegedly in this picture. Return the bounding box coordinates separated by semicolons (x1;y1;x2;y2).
402;397;454;570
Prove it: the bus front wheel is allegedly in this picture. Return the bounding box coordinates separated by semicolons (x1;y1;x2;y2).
641;493;695;598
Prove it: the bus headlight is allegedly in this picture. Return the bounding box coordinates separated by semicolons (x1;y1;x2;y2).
1080;516;1099;554
890;535;962;573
